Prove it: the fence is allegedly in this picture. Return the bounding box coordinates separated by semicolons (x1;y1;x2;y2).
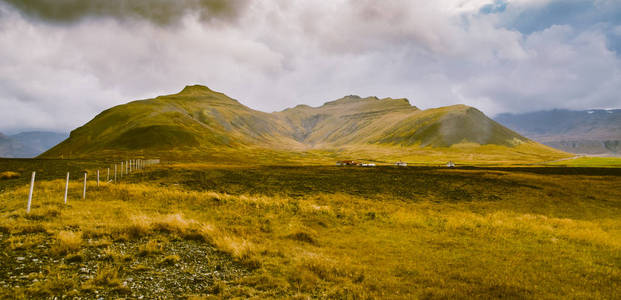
25;158;161;213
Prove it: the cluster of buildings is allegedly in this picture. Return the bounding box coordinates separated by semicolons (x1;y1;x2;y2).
336;160;457;168
335;160;376;167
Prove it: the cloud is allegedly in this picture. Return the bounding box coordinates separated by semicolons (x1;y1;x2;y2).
492;0;621;53
454;25;621;113
0;0;619;133
0;3;282;133
0;0;250;25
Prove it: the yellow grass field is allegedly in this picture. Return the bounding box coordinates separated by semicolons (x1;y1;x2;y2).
1;162;620;299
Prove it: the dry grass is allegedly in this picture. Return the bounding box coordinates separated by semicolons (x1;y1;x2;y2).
160;254;181;265
27;270;77;298
137;239;164;257
0;165;619;298
0;171;20;180
6;234;46;251
86;264;129;294
50;231;82;256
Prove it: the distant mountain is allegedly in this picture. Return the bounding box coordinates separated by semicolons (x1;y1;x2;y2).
495;109;621;156
0;131;68;158
41;85;565;163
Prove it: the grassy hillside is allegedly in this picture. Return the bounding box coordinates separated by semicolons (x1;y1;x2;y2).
277;97;527;148
41;85;569;164
1;161;619;298
42;86;302;159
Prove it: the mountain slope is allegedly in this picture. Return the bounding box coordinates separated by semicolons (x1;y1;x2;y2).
43;85;303;158
278;97;527;148
42;85;566;163
495;109;621;156
0;131;68;158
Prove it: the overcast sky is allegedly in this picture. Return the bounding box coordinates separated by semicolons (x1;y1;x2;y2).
0;0;620;134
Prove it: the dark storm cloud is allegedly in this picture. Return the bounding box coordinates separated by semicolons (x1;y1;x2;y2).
0;0;249;25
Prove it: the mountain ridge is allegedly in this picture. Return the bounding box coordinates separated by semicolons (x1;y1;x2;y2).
495;109;621;156
41;85;566;163
0;131;68;158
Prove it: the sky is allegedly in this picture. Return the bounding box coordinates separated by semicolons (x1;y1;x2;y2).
0;0;620;134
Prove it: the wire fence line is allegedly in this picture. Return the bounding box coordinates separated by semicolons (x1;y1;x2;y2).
25;159;161;214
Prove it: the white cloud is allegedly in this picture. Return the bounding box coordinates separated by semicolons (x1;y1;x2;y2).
0;0;619;133
455;25;621;113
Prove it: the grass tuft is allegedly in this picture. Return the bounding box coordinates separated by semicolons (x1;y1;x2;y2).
160;254;181;265
88;265;127;292
0;171;19;180
137;239;164;257
65;252;84;263
285;231;318;245
50;231;82;256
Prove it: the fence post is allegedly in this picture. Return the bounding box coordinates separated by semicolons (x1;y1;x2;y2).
121;162;124;178
27;171;35;213
97;170;100;187
107;168;110;182
83;172;87;200
114;164;117;183
64;172;69;204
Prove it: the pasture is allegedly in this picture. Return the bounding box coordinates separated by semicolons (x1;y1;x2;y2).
0;159;620;298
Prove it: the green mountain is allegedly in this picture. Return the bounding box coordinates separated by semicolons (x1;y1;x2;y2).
277;95;525;148
41;85;567;163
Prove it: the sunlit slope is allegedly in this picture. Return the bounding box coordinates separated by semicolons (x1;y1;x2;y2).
277;95;416;146
278;97;528;148
41;85;568;162
42;85;302;157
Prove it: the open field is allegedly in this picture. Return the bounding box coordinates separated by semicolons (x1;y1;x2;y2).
1;159;620;298
545;156;621;168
